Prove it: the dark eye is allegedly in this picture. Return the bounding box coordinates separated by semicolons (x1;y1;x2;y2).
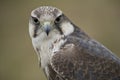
55;15;62;23
32;17;40;25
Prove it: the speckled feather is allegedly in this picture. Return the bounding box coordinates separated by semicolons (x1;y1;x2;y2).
50;28;120;80
31;6;62;19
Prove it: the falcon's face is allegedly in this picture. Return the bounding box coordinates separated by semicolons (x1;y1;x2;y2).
29;6;75;68
29;6;74;41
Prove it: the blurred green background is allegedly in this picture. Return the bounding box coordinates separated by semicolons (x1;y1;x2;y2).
0;0;120;80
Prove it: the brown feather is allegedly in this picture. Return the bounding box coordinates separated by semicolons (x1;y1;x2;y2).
50;29;120;80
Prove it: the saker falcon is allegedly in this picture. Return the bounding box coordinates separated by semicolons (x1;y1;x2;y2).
29;6;120;80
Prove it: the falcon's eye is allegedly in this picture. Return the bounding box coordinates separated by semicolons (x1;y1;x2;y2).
55;15;62;23
32;17;40;25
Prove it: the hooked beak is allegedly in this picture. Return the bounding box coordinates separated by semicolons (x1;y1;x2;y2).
43;22;51;36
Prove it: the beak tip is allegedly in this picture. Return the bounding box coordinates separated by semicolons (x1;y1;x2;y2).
45;28;50;36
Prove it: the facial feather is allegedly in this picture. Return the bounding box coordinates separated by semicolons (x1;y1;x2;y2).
60;22;74;36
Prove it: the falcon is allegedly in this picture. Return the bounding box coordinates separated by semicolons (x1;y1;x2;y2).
29;6;120;80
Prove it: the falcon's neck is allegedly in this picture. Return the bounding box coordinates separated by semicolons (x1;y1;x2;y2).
32;33;66;68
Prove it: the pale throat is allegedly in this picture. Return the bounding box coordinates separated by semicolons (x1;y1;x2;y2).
33;33;66;68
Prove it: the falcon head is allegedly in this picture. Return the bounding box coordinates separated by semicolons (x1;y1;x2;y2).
29;6;75;69
29;6;74;40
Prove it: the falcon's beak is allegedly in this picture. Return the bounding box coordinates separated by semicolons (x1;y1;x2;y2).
43;22;51;36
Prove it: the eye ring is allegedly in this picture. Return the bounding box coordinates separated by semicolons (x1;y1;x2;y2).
32;17;40;25
55;15;62;23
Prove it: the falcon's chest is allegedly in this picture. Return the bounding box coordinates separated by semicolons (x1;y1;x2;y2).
32;34;66;69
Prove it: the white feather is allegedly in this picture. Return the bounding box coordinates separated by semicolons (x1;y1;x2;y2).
61;22;74;36
31;30;66;68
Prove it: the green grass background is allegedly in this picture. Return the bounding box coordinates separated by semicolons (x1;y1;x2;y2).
0;0;120;80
